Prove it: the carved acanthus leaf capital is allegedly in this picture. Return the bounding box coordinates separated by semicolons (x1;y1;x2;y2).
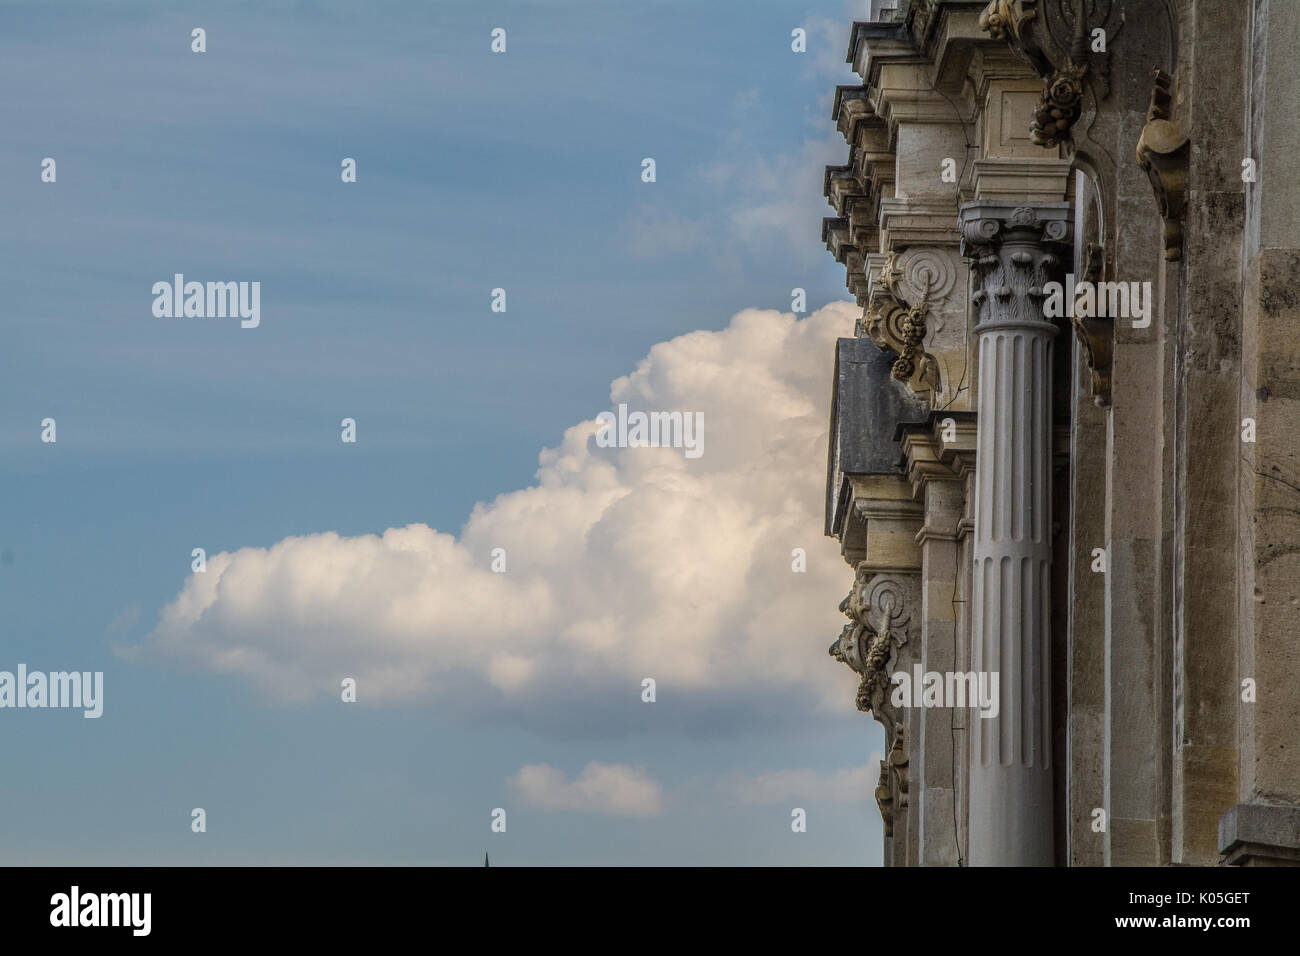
959;202;1072;334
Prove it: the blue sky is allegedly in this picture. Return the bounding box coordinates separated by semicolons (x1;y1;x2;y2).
0;0;885;865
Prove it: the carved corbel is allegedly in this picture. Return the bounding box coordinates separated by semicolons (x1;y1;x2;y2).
829;568;916;833
978;0;1038;47
874;762;894;835
1071;241;1112;404
859;252;943;397
1135;68;1189;262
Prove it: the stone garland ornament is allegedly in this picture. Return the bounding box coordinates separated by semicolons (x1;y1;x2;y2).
860;251;942;392
828;566;913;834
891;288;930;382
980;0;1114;148
1030;57;1087;147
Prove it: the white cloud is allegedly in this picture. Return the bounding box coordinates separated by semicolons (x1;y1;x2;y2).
718;759;882;805
510;762;663;817
125;302;861;723
105;603;140;634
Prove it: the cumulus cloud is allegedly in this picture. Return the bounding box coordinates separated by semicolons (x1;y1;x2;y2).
125;302;860;724
718;759;882;806
510;762;663;817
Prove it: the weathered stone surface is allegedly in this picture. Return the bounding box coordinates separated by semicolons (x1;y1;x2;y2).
827;337;930;538
819;0;1299;867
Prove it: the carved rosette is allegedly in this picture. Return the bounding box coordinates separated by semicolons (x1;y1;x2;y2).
860;249;950;400
1135;68;1189;261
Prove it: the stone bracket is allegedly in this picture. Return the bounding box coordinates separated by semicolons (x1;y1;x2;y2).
1219;803;1300;866
1072;240;1113;404
1135;68;1190;262
828;568;919;838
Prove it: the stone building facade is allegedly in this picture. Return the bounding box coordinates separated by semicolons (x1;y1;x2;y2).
823;0;1299;865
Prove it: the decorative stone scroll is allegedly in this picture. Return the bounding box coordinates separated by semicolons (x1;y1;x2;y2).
829;566;917;837
1135;68;1189;261
860;249;954;399
1072;240;1112;404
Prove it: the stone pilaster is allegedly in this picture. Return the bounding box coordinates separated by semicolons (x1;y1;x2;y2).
900;413;977;865
959;199;1071;865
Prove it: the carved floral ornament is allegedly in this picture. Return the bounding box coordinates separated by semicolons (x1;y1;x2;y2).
978;0;1037;46
858;249;954;392
1031;57;1086;148
828;568;912;832
980;0;1114;149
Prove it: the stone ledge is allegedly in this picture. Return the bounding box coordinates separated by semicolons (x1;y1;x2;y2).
1218;803;1300;866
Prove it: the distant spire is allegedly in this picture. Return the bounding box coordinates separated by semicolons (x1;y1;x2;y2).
484;851;490;868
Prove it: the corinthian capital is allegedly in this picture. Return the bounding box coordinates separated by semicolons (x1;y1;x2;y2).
959;202;1072;332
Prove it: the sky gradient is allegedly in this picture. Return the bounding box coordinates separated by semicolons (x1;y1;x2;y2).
0;0;885;865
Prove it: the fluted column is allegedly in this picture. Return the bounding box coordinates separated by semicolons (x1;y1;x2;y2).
959;202;1070;866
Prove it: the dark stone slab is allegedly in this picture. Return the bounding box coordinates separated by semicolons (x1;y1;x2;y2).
825;337;930;536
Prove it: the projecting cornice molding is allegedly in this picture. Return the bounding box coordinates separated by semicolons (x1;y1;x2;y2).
898;411;978;497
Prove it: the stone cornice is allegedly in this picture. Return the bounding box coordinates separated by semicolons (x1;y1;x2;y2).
839;475;924;573
880;198;962;247
897;410;978;497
